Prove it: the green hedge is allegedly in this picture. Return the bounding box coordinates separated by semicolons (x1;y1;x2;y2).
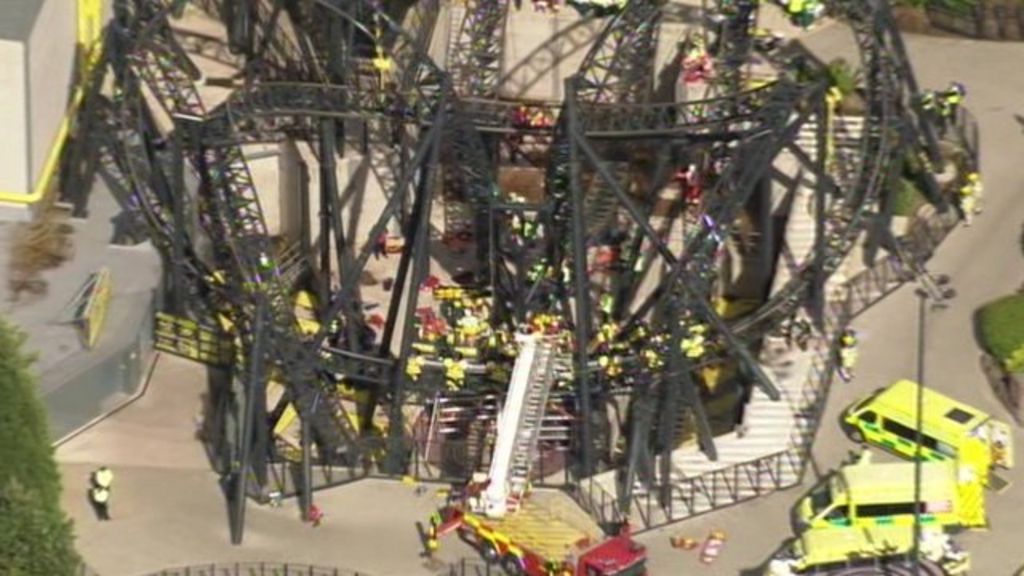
0;317;80;575
889;177;928;217
978;293;1024;373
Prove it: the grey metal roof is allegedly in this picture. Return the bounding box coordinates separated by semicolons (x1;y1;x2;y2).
0;0;45;42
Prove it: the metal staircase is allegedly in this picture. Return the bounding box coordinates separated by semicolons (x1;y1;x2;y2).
771;115;866;294
481;334;557;517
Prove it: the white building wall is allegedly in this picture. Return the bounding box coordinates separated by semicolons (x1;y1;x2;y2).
0;39;28;194
27;0;77;186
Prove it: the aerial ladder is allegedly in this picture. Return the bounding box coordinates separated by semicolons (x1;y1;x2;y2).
476;333;556;518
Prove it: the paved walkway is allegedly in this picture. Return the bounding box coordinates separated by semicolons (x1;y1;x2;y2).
59;25;1024;576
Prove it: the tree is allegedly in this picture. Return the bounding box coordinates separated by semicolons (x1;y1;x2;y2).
0;316;80;575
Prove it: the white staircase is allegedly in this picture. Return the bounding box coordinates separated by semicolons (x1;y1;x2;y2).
581;319;841;527
772;115;866;294
481;334;557;517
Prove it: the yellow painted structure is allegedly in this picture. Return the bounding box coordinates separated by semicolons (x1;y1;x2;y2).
154;312;233;366
0;0;105;205
76;267;112;349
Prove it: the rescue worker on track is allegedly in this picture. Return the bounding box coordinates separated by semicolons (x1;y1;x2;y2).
780;0;824;29
940;82;965;121
406;355;425;382
679;322;708;360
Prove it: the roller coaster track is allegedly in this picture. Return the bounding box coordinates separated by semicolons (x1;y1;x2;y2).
199;78;779;146
447;0;509;97
711;0;759;95
572;0;952;533
730;0;908;339
103;0;953;543
575;0;662;104
121;6;362;461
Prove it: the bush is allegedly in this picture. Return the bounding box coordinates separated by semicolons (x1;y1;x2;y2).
978;293;1024;373
0;317;80;575
889;177;927;217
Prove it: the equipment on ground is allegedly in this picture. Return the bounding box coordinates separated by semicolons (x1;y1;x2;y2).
699;529;727;564
844;380;1015;485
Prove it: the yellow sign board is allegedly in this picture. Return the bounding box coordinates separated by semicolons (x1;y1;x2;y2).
77;268;112;349
154;312;233;366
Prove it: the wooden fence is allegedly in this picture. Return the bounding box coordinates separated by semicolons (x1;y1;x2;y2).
925;2;1024;41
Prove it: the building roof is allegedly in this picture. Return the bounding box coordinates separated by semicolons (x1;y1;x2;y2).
0;0;44;43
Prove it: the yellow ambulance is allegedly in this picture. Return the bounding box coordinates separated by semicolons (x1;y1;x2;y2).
796;451;986;531
843;380;1014;483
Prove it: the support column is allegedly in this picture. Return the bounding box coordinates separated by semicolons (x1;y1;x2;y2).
169;133;188;316
230;298;268;545
811;98;829;325
383;108;445;474
319;123;334;316
299;160;313;282
566;78;594;476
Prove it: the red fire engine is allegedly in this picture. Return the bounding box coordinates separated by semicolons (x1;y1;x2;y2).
424;333;647;575
431;489;647;576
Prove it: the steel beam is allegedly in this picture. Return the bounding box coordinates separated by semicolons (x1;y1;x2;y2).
383;106;445;474
318;119;337;320
566;79;595;476
230;297;268;545
308;115;444;353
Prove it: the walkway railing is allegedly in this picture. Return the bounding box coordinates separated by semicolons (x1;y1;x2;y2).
90;559;505;576
137;562;373;576
925;2;1024;41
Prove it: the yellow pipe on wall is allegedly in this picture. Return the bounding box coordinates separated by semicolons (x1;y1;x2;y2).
0;0;104;206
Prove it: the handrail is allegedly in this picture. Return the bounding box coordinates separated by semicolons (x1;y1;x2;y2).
135;562;374;576
0;36;106;204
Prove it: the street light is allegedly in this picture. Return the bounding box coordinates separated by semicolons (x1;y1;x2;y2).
911;277;954;575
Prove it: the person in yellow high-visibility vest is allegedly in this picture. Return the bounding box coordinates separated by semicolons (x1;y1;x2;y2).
958;172;982;226
444;358;467;390
92;466;114;490
425;511;441;556
837;329;858;381
90;486;111;520
679;323;707;360
406;355;425;381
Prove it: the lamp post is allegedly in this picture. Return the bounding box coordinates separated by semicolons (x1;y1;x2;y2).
912;288;927;576
912;277;954;574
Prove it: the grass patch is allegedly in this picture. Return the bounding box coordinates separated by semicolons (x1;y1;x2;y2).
978;293;1024;373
